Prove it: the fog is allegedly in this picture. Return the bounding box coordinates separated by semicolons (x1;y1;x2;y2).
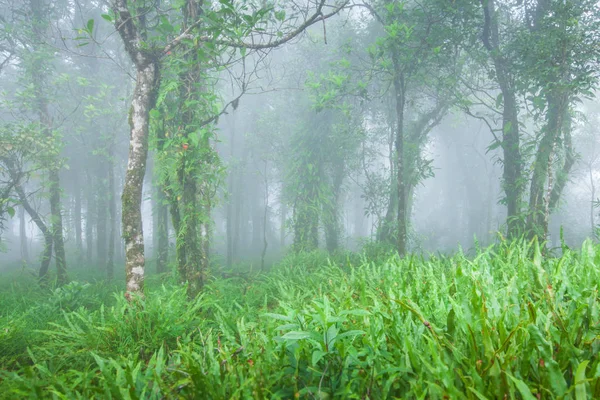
1;0;599;277
2;1;600;397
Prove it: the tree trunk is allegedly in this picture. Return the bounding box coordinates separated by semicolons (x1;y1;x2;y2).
591;165;596;238
279;197;287;249
234;151;246;255
324;168;344;253
251;176;263;257
121;62;158;295
391;51;407;256
527;92;569;240
96;166;108;270
154;121;170;274
19;205;29;264
15;184;52;280
481;0;523;239
112;0;162;295
49;169;67;284
156;186;168;273
30;0;67;284
377;122;396;244
226;113;236;267
73;172;83;263
107;151;117;280
85;168;95;265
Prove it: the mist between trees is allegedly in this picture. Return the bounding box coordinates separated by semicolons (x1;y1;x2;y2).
2;1;600;398
0;0;599;291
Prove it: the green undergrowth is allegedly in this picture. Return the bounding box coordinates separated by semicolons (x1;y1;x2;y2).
0;240;599;399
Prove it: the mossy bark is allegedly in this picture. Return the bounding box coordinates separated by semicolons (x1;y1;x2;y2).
112;0;160;295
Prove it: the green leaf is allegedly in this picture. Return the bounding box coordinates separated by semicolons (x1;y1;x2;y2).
86;19;94;34
275;10;286;21
467;387;489;400
281;331;311;340
495;93;503;108
262;313;293;321
335;330;365;341
6;206;15;218
575;360;589;400
506;373;536;400
311;350;327;366
101;14;113;23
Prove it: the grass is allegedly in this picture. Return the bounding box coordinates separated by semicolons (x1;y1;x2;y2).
0;239;599;399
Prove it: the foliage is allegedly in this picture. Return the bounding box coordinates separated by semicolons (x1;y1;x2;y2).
1;240;599;398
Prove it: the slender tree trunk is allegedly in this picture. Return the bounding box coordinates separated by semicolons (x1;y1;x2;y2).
279;197;287;249
121;62;158;295
156;186;168;273
154;121;170;274
500;90;522;239
234;152;246;255
96;166;108;270
107;150;116;280
324;168;344;253
481;0;523;239
15;183;52;280
73;172;83;263
549;115;575;211
261;160;269;269
527;93;568;239
19;205;29;264
353;189;364;239
2;157;52;279
251;177;263;257
226;114;236;267
30;0;67;284
85;168;95;265
48;169;67;284
377;123;396;244
112;0;161;295
591;165;596;238
391;51;407;256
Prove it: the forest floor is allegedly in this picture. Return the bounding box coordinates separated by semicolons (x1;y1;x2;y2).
0;240;599;399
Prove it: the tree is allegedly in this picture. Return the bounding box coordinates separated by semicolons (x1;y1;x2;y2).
110;0;348;295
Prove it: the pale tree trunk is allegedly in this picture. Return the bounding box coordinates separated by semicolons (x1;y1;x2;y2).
107;146;117;280
251;177;263;256
155;186;168;273
391;51;407;256
96;166;108;269
121;62;158;295
153;123;170;273
226;113;236;267
324;168;344;253
377;122;396;244
85;168;95;264
589;164;596;237
279;197;287;249
48;169;67;284
234;151;246;254
73;172;83;263
112;0;160;295
261;160;269;269
19;205;29;264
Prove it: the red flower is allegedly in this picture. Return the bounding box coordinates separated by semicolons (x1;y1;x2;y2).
182;143;189;150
